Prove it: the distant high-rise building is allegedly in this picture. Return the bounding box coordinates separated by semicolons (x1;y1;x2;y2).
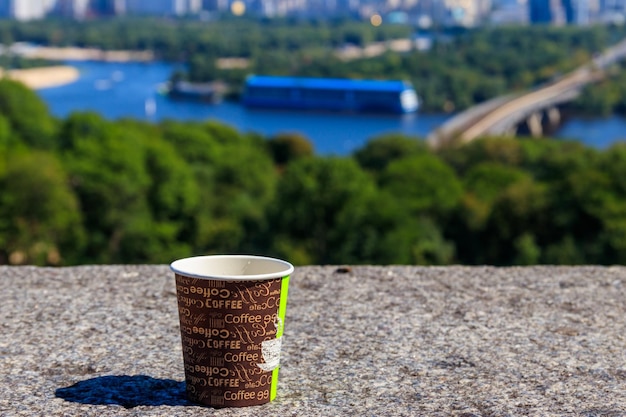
573;0;591;24
443;0;492;26
598;0;626;22
490;0;529;25
0;2;10;18
334;0;358;15
200;0;230;12
45;0;59;13
126;0;200;15
90;0;127;15
600;0;622;11
127;0;171;15
529;0;591;24
1;0;50;20
562;0;576;21
529;0;554;22
55;0;91;18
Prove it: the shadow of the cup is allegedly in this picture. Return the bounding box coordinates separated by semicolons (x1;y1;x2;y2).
55;375;189;407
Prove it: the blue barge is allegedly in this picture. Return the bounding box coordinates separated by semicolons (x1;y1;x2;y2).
241;75;419;113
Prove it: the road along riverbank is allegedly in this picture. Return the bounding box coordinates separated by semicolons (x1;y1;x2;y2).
15;44;154;62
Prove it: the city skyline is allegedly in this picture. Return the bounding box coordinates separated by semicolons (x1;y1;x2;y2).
0;0;625;27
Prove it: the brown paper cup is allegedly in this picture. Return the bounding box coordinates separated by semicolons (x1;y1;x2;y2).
170;255;294;407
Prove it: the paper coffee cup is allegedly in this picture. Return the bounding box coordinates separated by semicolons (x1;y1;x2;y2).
170;255;294;407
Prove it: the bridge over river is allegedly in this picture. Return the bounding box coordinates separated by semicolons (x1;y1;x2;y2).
427;38;626;148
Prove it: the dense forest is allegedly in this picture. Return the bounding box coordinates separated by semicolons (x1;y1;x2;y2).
3;18;626;114
1;78;625;266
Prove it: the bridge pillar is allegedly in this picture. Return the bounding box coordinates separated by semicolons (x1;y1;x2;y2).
526;112;543;137
545;107;561;130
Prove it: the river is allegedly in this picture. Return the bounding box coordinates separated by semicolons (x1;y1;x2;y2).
37;60;626;155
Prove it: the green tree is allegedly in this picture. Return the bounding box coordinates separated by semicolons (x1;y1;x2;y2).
160;120;277;254
0;150;84;265
565;161;626;264
380;153;462;216
269;157;379;264
372;152;462;264
354;133;426;173
0;79;56;149
482;178;549;265
519;139;604;264
59;112;151;263
446;162;532;264
0;114;14;176
440;137;523;175
267;132;314;167
115;120;200;262
377;212;456;265
460;162;530;230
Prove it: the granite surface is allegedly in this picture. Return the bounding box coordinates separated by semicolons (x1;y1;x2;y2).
1;265;625;416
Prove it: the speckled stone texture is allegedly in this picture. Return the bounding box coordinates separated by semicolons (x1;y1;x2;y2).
1;265;625;416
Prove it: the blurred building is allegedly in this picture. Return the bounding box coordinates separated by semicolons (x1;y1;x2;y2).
90;0;127;15
201;0;230;12
0;0;622;24
490;0;528;25
125;0;202;16
55;0;91;18
529;0;596;24
566;0;593;24
0;0;55;20
53;0;126;18
599;0;626;22
529;0;555;23
442;0;493;26
601;0;626;10
126;0;172;15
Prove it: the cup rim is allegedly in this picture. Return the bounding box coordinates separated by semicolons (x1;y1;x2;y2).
170;254;294;281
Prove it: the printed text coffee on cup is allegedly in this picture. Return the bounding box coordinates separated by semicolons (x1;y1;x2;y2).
171;255;293;407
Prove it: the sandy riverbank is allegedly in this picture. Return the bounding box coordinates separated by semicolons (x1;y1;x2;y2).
0;65;80;89
3;44;153;89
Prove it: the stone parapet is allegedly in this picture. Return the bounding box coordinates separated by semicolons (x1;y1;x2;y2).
1;265;625;416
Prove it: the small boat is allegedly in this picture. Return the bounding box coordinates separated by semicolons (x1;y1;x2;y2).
111;70;124;82
145;97;156;118
94;79;112;90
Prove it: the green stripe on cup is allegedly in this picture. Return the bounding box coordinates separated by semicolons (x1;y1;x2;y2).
270;275;290;401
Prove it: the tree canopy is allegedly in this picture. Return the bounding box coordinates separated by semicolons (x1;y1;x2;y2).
0;78;625;266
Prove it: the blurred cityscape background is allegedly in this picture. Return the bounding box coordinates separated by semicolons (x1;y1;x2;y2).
3;1;626;27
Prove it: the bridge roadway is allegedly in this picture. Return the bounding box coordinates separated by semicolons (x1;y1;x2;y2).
427;37;626;148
